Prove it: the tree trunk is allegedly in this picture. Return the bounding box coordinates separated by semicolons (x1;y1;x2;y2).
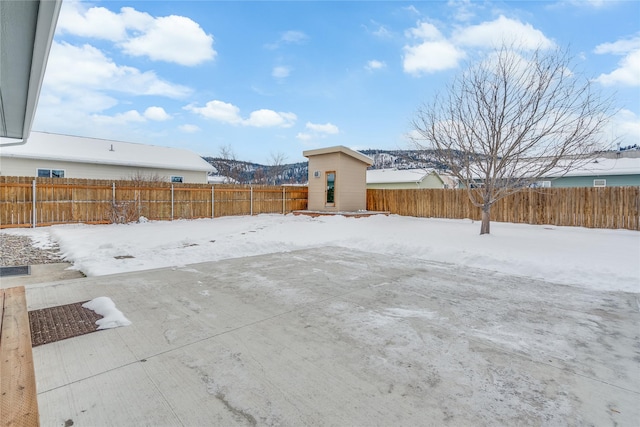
480;205;491;235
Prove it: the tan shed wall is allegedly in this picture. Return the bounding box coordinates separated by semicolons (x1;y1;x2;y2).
307;152;368;211
0;157;208;183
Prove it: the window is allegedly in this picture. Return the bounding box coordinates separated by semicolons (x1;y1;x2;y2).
37;168;64;178
326;171;335;205
593;179;606;187
533;180;551;188
171;176;183;183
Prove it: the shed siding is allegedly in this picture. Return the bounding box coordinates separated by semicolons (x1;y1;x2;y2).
0;157;208;183
307;151;369;211
338;153;368;211
307;153;338;211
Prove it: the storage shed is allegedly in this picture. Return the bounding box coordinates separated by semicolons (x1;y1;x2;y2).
303;146;373;212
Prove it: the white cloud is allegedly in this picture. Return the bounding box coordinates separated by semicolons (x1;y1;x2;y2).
447;0;478;22
606;109;640;147
44;42;192;98
57;1;127;41
57;2;215;66
296;122;339;141
365;60;386;71
406;22;444;41
185;100;243;124
402;21;465;75
594;36;640;55
595;50;640;86
144;107;171;121
594;36;640;86
281;30;308;44
186;101;297;128
179;124;200;133
246;110;297;128
567;0;610;8
121;15;215;66
453;15;554;50
91;110;146;125
403;41;465;75
306;122;339;135
404;5;421;16
402;16;553;76
83;106;170;126
296;132;313;141
266;30;308;49
365;20;393;38
272;66;291;79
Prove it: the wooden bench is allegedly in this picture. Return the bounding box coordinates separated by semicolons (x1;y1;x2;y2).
1;286;39;426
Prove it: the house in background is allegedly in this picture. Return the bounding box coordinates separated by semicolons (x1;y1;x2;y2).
303;146;373;212
536;158;640;188
366;168;445;189
0;132;214;183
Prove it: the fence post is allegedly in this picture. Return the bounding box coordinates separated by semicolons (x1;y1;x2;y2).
250;185;253;216
32;179;37;228
211;185;215;219
282;186;285;214
171;184;174;220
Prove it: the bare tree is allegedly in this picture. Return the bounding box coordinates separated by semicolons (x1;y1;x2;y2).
217;143;242;183
268;151;287;185
412;44;614;234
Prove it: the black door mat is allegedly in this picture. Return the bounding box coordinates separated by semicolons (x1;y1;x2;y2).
0;265;30;277
29;301;104;347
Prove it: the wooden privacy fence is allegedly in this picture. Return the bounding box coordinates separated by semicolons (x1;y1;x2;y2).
1;176;637;230
0;177;308;228
367;187;640;231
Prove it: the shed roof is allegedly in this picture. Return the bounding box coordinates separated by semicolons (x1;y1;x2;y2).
367;168;440;184
303;146;373;166
0;131;214;172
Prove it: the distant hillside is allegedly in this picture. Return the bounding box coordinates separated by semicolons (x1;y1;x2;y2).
203;149;449;184
203;157;308;185
203;147;636;184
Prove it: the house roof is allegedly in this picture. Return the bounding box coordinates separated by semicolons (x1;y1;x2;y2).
0;0;62;141
366;168;442;184
0;132;214;172
303;145;373;166
547;157;640;178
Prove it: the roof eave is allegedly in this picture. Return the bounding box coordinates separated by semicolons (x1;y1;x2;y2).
0;0;62;143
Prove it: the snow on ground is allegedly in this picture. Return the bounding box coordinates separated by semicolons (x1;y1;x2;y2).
82;296;131;330
3;214;639;293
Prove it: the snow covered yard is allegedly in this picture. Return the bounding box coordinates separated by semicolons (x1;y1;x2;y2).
4;213;639;293
4;214;639;425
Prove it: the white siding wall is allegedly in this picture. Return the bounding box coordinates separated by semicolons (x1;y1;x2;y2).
0;157;208;183
366;173;444;189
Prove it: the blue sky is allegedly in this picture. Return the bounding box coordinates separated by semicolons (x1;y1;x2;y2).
32;0;640;164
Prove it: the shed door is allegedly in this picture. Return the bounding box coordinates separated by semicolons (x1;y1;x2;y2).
326;171;335;206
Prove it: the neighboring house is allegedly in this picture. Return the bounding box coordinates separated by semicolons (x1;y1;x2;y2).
535;158;640;188
207;175;239;184
0;132;214;183
303;145;373;212
366;168;445;189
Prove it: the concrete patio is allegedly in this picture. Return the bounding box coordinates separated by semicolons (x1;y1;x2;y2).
25;247;639;426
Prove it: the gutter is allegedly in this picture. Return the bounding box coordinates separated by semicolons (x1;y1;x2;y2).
0;137;28;147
